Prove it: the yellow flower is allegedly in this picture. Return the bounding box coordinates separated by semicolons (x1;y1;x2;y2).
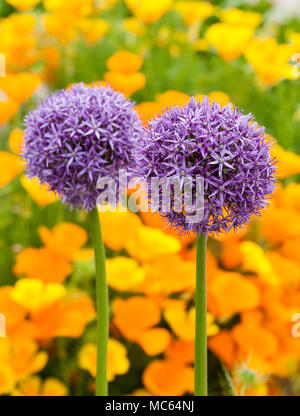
156;89;189;108
220;8;262;29
271;143;300;178
260;206;300;245
0;363;16;395
0;14;38;70
245;37;296;85
175;1;215;26
0;338;48;383
107;51;144;73
137;328;171;356
195;91;230;107
43;14;78;44
11;279;67;313
124;17;145;36
136;254;195;294
241;241;279;285
78;18;109;45
125;226;181;262
104;71;146;97
78;339;130;382
20;175;58;206
143;358;194;396
13;376;67;396
113;296;161;341
0;99;19;126
288;31;300;52
0;73;41;104
14;247;73;283
209;271;261;316
135;101;162;125
44;0;94;18
95;0;118;11
38;222;88;261
206;23;254;61
106;257;146;291
5;0;41;11
125;0;173;24
0;152;23;188
100;205;142;250
164;302;219;341
9;129;24;155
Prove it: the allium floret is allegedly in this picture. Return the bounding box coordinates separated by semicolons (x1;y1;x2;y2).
23;83;142;210
133;97;277;235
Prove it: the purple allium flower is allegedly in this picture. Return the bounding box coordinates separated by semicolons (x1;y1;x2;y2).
23;83;142;211
133;97;277;235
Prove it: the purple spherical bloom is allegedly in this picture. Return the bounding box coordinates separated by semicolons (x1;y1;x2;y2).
133;97;277;235
23;83;142;211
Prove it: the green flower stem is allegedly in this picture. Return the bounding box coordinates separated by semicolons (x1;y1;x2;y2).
90;208;108;396
195;233;208;396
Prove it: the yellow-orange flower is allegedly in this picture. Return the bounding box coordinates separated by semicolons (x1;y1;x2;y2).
220;8;262;29
78;18;109;45
0;338;48;384
0;99;19;125
0;286;27;333
9;129;24;155
209;271;260;316
271;143;300;178
164;302;219;340
137;328;171;356
206;23;254;61
0;152;23;187
107;51;144;73
104;71;146;97
26;291;95;340
14;247;73;283
0;14;38;70
44;0;94;18
113;296;161;341
135;102;162;125
175;1;214;26
0;73;41;104
38;223;87;261
143;359;193;396
13;376;67;396
232;322;279;359
125;226;181;262
136;254;195;295
106;257;146;291
100;206;142;250
245;38;296;85
11;279;67;313
20;176;58;206
78;339;130;382
6;0;41;11
156;90;189;108
124;17;145;36
124;0;173;24
240;242;279;285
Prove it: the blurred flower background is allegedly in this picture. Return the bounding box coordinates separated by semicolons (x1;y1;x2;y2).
0;0;300;396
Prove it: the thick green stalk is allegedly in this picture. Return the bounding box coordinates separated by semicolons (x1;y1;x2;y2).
90;209;108;396
194;233;207;396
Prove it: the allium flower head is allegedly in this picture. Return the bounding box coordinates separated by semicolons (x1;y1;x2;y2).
133;97;277;235
23;83;142;210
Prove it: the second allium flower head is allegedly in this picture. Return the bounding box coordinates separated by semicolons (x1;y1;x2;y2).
133;97;277;235
23;83;142;211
